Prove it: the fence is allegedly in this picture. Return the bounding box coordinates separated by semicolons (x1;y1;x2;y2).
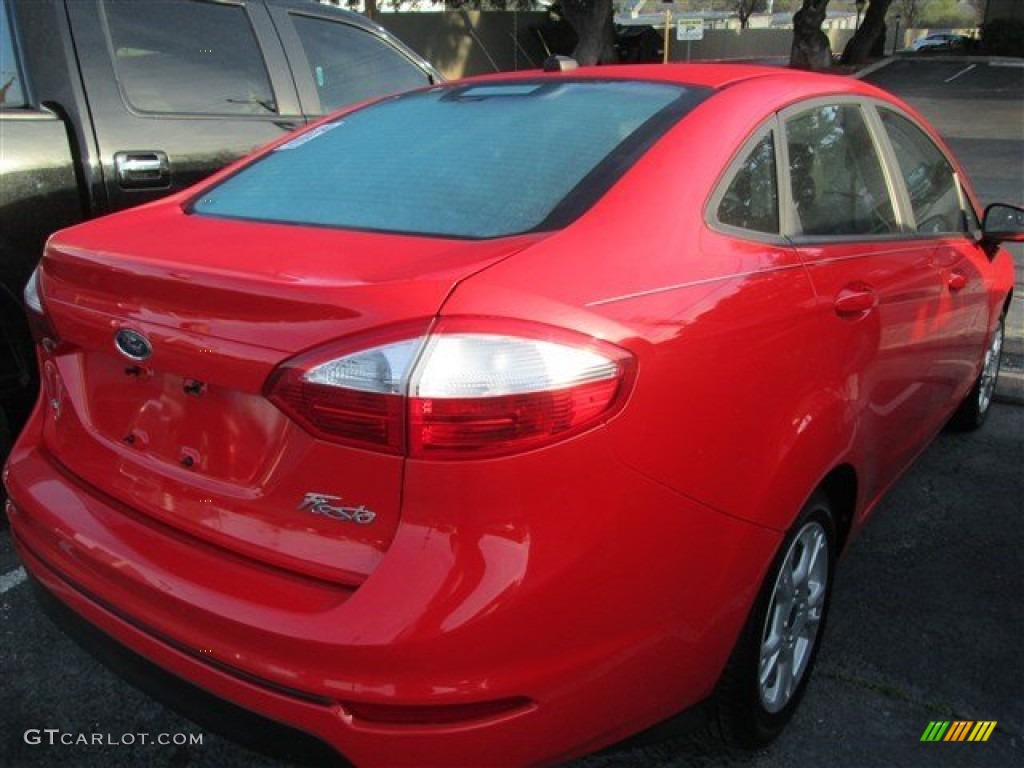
375;13;975;78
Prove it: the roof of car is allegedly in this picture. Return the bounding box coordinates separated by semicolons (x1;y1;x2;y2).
456;63;889;106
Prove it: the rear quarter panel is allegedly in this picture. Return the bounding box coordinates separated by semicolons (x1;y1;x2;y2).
441;78;859;535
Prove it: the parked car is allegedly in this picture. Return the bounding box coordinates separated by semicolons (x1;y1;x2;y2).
0;0;439;469
4;63;1020;766
911;32;971;51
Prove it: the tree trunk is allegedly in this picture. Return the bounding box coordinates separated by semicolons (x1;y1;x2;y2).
790;0;832;70
841;0;894;66
560;0;619;65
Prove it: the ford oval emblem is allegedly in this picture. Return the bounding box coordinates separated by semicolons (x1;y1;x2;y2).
114;329;153;361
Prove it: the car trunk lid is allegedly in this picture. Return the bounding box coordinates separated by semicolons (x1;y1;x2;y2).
37;203;541;584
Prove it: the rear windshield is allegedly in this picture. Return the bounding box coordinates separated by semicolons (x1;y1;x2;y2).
191;80;707;238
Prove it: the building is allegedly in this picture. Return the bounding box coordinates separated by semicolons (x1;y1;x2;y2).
984;0;1024;22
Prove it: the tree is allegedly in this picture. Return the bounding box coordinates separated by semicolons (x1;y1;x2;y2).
840;0;893;66
736;0;769;29
891;0;920;30
789;0;832;70
560;0;618;65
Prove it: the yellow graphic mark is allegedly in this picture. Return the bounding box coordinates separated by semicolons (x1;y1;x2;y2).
968;721;997;742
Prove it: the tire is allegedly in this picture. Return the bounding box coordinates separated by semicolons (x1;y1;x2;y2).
712;491;836;748
949;314;1004;432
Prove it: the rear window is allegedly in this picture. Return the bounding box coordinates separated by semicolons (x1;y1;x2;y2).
192;80;706;238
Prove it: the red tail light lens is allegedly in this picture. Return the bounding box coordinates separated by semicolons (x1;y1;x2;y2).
408;378;623;458
266;321;634;459
266;337;420;455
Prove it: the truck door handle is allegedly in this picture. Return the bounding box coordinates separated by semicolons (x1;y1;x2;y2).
947;269;968;292
114;151;170;189
834;284;877;317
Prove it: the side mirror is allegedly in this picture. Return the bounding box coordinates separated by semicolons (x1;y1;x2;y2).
982;203;1024;243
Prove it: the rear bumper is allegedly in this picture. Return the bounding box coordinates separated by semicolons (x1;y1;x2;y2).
4;417;780;766
23;563;345;767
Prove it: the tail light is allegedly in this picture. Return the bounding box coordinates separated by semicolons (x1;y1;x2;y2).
23;267;61;350
266;320;634;459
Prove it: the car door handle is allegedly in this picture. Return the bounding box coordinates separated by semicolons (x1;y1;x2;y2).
834;284;877;317
947;269;968;292
114;151;170;190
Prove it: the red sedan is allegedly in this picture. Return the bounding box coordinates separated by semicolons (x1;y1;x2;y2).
4;64;1020;766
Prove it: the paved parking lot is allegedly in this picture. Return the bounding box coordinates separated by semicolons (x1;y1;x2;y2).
2;58;1022;768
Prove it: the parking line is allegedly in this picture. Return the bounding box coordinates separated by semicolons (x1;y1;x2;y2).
944;64;977;83
0;567;27;594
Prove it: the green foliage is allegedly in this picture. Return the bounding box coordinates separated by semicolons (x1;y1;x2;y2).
890;0;920;28
982;17;1024;57
912;0;978;28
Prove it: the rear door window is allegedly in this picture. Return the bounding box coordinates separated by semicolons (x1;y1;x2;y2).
289;14;430;113
785;104;898;237
103;0;276;115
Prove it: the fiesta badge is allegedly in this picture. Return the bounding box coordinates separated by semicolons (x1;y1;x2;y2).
114;329;153;361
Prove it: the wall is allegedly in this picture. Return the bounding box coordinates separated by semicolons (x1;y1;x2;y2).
665;27;856;62
378;11;550;79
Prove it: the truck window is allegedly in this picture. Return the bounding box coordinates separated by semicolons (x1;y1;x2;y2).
1;2;26;107
103;0;276;115
290;14;430;113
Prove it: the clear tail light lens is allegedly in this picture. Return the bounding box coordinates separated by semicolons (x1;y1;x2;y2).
23;267;61;348
266;321;634;459
23;268;43;315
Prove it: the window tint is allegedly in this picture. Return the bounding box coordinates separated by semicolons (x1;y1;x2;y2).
291;15;430;113
103;0;275;115
193;81;699;239
717;132;779;234
879;109;965;234
785;104;897;237
0;3;26;107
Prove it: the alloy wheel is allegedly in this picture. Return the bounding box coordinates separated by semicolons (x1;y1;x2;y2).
758;521;829;714
977;320;1004;416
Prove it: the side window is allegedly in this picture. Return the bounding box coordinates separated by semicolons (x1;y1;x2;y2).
879;109;965;234
717;132;779;235
103;0;276;115
785;104;898;237
290;15;430;113
0;2;26;107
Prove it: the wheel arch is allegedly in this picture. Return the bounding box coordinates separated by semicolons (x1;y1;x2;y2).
817;464;858;555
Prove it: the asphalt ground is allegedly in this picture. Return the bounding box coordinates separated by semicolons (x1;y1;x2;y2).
2;58;1023;768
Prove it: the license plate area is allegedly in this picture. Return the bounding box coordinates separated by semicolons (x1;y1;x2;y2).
80;352;287;485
